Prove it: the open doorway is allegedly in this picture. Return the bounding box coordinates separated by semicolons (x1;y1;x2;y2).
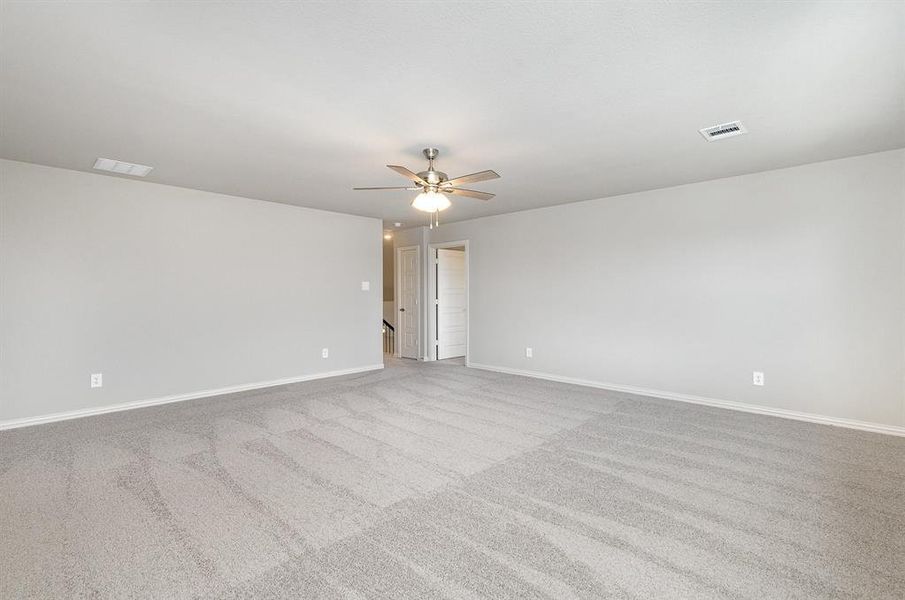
381;232;396;356
428;240;469;362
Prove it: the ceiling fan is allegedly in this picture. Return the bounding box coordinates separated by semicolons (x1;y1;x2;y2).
354;148;499;227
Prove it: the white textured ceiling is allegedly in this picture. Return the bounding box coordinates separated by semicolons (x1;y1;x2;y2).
2;1;903;225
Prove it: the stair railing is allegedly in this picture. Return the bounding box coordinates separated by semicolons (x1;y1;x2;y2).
382;320;395;354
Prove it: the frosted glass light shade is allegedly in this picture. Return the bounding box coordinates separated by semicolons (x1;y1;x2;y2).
411;191;451;212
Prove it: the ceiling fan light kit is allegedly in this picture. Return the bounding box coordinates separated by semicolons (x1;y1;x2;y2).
354;147;499;227
411;190;451;213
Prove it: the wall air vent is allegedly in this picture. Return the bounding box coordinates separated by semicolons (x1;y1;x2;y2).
699;121;747;141
93;158;154;177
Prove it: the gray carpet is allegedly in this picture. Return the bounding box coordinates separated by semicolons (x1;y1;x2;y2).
2;357;904;599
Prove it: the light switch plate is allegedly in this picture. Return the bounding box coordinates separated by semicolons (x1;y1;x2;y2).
525;347;533;358
361;281;370;291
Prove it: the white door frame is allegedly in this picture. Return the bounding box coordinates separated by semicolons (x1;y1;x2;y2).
427;240;469;362
395;245;420;359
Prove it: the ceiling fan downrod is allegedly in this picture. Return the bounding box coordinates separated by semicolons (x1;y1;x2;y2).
423;147;439;173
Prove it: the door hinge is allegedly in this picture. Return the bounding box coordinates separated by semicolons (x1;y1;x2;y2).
434;299;439;305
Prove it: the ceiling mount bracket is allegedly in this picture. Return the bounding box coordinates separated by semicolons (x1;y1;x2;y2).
422;147;440;170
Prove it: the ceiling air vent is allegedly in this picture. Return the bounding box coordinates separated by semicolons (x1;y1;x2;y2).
699;121;747;141
93;158;154;177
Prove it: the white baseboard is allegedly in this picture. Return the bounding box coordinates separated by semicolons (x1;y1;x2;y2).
0;364;385;431
466;362;905;438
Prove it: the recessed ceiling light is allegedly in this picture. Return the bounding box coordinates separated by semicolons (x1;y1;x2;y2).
699;121;747;141
384;233;393;240
394;222;402;227
93;157;154;177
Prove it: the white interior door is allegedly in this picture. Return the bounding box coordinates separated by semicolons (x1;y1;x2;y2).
436;248;466;360
399;247;419;359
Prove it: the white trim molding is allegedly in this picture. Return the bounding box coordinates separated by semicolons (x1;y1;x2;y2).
467;362;905;438
0;364;384;431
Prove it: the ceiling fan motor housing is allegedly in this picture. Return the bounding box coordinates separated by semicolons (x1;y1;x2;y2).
417;170;447;187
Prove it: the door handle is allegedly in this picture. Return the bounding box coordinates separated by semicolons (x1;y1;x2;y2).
399;308;405;312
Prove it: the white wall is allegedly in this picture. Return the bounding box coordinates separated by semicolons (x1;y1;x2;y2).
383;301;395;328
430;150;905;428
0;159;383;424
382;236;394;301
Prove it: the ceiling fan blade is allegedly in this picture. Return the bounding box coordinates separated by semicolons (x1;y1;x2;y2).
444;169;500;187
352;186;419;191
446;187;495;201
387;165;428;185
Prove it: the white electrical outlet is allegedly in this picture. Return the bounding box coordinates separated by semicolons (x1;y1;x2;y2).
322;348;329;359
753;371;765;386
90;373;103;388
361;281;370;291
525;347;533;358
